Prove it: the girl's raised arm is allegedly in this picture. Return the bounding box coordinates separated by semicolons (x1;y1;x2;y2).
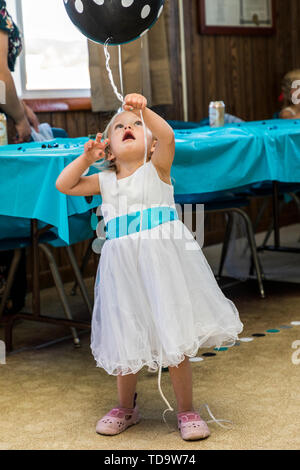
123;94;175;175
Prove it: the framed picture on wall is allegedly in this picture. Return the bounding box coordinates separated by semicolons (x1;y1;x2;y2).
198;0;276;35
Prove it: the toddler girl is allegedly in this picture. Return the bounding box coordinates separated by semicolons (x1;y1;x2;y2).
56;93;243;441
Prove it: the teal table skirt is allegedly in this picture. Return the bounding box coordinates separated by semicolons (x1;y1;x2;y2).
1;119;300;246
0;212;94;250
0;138;100;246
172;119;300;195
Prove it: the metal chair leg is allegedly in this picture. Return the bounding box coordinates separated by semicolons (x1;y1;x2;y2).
231;208;265;298
0;249;22;319
253;197;270;232
66;245;92;315
261;198;285;249
39;244;80;347
217;212;234;278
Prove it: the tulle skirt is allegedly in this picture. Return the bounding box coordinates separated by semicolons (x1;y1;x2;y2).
90;220;243;375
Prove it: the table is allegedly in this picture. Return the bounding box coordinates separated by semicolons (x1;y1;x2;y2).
172;119;300;194
0;138;101;351
1;121;300;349
2;120;300;235
0;137;101;245
172;119;300;254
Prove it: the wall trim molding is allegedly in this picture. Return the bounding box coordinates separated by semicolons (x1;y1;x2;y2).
23;98;92;113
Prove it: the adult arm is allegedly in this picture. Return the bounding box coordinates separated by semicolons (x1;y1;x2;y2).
0;30;31;142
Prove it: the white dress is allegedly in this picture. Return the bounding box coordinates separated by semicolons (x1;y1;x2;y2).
90;160;243;376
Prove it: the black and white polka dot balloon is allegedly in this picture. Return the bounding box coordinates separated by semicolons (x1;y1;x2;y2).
63;0;165;45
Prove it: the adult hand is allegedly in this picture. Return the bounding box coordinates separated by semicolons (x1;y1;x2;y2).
14;116;32;143
23;101;40;132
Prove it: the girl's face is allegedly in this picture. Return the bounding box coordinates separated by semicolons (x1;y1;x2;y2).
108;111;155;162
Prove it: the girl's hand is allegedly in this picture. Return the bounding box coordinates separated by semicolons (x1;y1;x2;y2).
123;93;147;113
83;133;110;164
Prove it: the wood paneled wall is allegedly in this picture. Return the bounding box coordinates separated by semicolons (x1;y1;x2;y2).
183;0;300;121
38;0;300;127
24;0;300;289
33;0;300;126
27;0;300;127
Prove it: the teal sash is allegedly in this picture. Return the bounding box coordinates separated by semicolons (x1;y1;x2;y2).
105;206;178;240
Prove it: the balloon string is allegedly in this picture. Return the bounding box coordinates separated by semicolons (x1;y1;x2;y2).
157;346;175;433
198;404;233;429
136;108;148;271
104;39;124;104
135;37;149;271
102;40;148;269
118;45;124;97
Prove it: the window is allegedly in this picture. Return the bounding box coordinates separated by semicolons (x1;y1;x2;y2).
7;0;90;99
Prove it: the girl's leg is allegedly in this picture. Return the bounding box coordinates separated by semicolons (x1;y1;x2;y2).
96;373;140;435
117;372;139;408
168;355;194;413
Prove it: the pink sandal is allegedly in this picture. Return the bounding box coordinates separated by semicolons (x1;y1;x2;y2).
177;411;211;441
96;393;141;436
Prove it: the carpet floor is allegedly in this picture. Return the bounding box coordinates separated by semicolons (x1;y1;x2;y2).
1;227;300;450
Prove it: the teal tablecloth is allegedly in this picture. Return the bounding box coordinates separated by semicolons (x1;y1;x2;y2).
1;119;300;246
172;119;300;196
0;138;100;246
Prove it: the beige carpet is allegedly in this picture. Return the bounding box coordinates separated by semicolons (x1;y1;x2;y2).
1;228;300;450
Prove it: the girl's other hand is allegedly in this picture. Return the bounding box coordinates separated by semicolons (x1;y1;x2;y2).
83;133;110;164
123;93;147;113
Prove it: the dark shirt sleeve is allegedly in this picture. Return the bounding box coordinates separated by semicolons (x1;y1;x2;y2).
0;0;12;33
0;0;22;71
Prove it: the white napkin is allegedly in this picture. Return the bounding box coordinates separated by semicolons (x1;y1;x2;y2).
30;123;54;142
